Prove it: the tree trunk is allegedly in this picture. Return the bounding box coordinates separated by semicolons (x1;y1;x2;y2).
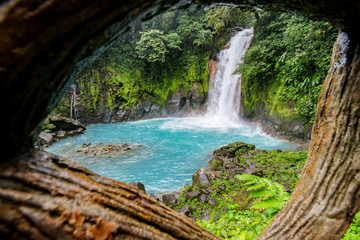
0;150;219;240
258;30;360;239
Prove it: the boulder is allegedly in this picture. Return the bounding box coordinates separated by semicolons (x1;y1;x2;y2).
192;168;210;188
162;193;177;206
212;142;255;158
199;194;209;203
129;182;146;193
34;132;55;149
49;116;86;132
198;214;211;222
177;204;192;216
204;170;222;181
76;142;141;157
208;198;219;207
185;191;200;201
162;191;181;206
150;193;160;201
208;157;223;170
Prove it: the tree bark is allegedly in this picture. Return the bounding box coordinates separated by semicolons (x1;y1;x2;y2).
258;30;360;239
0;150;219;240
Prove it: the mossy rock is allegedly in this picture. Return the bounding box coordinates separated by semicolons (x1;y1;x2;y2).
212;142;255;158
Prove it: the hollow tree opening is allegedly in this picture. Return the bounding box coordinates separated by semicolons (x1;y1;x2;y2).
0;0;359;239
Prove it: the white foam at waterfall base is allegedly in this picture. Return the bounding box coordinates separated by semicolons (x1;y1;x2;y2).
159;115;250;132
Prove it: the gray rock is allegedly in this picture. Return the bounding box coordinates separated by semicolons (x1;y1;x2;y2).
34;132;55;149
213;215;221;222
208;198;219;206
200;188;210;195
50;116;86;131
198;214;211;222
222;206;229;213
39;132;54;145
129;182;146;193
56;130;66;139
150;193;160;201
185;191;200;201
192;168;210;187
172;191;181;201
178;204;192;216
199;194;209;203
162;193;177;206
208;157;224;170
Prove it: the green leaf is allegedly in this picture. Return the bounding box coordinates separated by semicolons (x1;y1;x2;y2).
221;229;228;238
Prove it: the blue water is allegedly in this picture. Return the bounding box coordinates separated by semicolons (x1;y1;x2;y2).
46;117;297;194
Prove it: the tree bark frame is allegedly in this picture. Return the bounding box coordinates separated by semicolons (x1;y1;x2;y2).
0;150;220;239
258;30;360;239
0;0;360;239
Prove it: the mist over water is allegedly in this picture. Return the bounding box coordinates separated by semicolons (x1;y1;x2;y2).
46;29;297;194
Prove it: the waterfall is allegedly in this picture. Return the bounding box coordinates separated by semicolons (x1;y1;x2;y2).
70;84;80;122
206;28;253;123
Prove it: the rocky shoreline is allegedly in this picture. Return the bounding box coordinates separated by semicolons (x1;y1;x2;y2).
35;115;86;149
129;141;307;223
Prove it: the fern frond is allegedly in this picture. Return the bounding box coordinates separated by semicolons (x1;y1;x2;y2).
248;188;273;199
251;197;285;210
235;174;290;210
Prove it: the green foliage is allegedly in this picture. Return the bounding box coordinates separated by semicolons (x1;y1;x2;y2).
237;12;337;125
238;150;307;191
342;211;360;240
170;147;357;239
198;206;276;239
235;174;289;210
136;30;170;63
59;6;255;116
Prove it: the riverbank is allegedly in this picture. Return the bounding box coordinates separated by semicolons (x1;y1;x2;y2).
155;141;358;239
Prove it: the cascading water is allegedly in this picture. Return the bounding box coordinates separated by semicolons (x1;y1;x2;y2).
206;28;253;123
70;84;80;122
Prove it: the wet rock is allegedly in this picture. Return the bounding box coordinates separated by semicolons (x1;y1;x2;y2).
192;168;210;187
129;182;146;193
212;142;255;158
208;198;219;207
185;191;200;201
76;142;140;157
82;142;91;148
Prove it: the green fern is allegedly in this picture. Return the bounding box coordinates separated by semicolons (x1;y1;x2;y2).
235;174;290;210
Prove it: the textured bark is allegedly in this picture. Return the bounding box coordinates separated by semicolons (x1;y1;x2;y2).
1;1;360;240
258;30;360;239
1;0;360;160
0;150;219;240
